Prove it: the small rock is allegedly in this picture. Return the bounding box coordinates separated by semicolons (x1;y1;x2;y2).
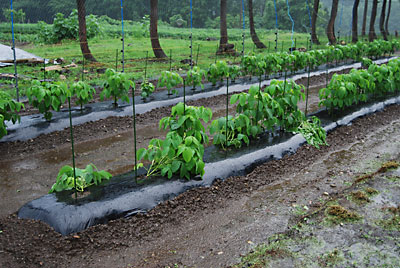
217;251;223;255
330;184;336;188
323;192;329;196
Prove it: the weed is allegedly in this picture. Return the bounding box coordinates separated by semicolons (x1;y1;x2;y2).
364;187;379;196
324;205;361;224
350;191;371;204
319;248;344;267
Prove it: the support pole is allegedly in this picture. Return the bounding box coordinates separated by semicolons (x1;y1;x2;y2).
242;0;245;56
274;0;278;52
190;0;193;69
120;0;125;72
10;0;19;101
67;97;77;200
226;77;229;150
131;87;137;182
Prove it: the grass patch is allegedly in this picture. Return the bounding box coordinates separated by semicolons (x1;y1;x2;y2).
324;205;361;225
349;191;371;205
234;236;292;268
318;248;344;267
354;161;399;184
364;187;379;197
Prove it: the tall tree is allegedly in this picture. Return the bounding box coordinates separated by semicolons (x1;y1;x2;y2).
218;0;233;54
327;0;339;45
385;0;392;37
311;0;321;45
379;0;388;40
361;0;368;36
352;0;360;43
369;0;378;41
150;0;167;58
248;0;266;49
76;0;96;61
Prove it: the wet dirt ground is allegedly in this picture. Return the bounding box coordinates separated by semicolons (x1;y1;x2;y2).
0;102;399;267
1;61;399;267
0;73;325;216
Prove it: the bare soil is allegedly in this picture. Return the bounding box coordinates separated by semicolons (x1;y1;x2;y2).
0;65;399;267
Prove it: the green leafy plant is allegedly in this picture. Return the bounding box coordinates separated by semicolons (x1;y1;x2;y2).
26;80;69;121
49;164;112;193
0;115;6;139
136;103;212;179
186;66;205;90
207;61;228;86
294;116;328;149
70;81;96;111
264;79;306;131
140;79;155;99
38;9;101;43
209;114;250;149
0;90;24;123
158;71;183;95
100;68;133;106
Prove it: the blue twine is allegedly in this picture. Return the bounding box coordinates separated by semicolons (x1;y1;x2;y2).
273;0;278;29
120;0;124;36
286;0;295;48
10;0;15;47
338;0;344;29
242;0;245;30
190;0;193;30
306;0;312;29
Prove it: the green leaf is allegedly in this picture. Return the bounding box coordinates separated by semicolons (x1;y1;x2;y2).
182;147;194;163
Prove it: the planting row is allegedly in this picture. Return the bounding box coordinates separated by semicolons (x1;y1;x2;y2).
14;55;400;194
0;39;398;141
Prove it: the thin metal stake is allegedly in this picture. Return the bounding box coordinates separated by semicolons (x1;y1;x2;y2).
190;33;193;69
10;0;19;101
144;51;149;79
183;79;186;115
169;49;172;71
226;77;229;150
81;56;85;81
115;49;118;71
68;97;77;200
131;87;137;182
196;44;200;66
305;61;311;116
43;57;46;80
121;0;125;72
326;53;329;88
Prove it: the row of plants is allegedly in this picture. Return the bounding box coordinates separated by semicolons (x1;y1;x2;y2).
24;58;400;194
134;79;328;181
2;38;394;132
319;57;400;110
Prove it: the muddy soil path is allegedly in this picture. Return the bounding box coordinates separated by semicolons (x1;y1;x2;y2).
0;71;327;216
0;102;399;267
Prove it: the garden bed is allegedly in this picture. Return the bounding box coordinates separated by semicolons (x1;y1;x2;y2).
17;92;400;235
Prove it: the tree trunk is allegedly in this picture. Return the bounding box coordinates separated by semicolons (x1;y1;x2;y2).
385;0;391;37
76;0;96;62
150;0;167;58
218;0;230;53
369;0;378;41
327;0;339;45
379;0;388;40
361;0;368;36
311;0;320;45
248;0;266;49
352;0;360;43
